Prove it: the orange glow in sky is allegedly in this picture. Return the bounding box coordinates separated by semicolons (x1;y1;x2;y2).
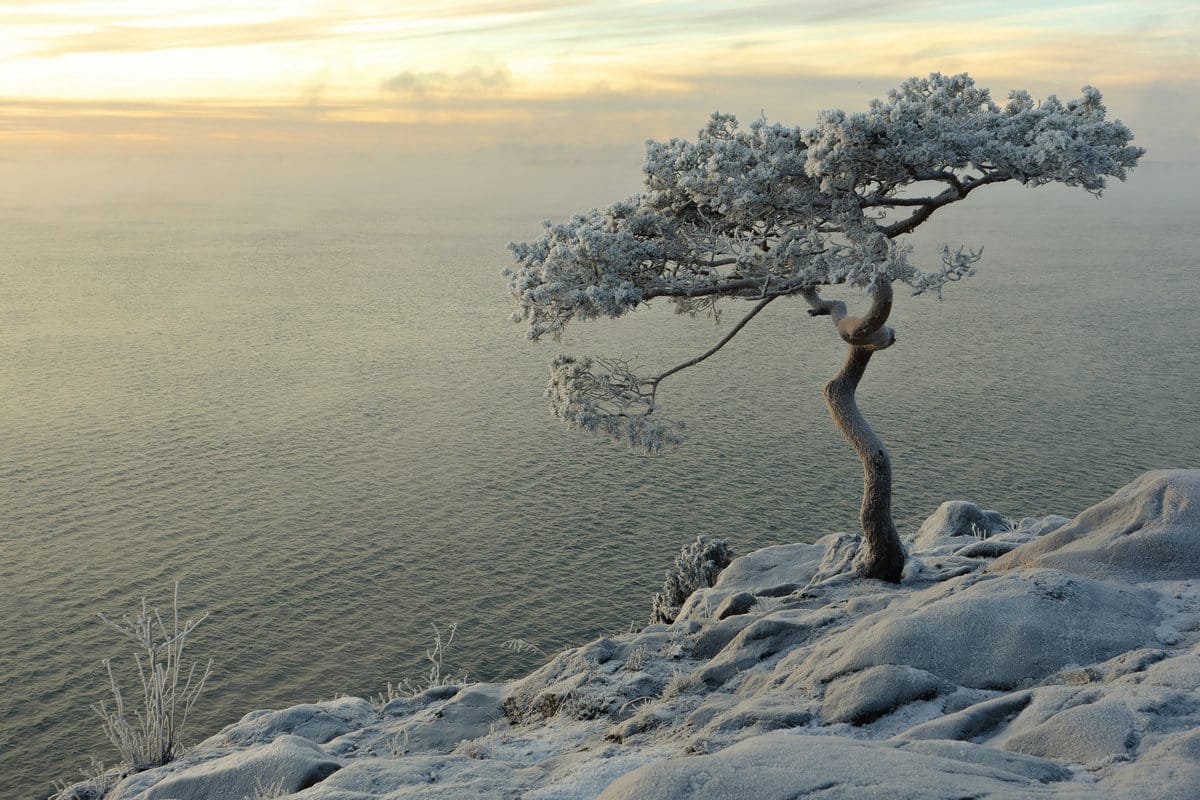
1;1;1196;157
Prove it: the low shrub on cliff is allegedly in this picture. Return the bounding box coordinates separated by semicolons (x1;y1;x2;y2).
650;536;733;624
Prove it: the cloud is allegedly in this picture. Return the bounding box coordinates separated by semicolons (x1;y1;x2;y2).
3;66;1192;166
33;18;333;57
381;66;512;96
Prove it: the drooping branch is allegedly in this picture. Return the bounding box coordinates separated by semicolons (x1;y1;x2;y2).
542;296;780;453
650;296;779;388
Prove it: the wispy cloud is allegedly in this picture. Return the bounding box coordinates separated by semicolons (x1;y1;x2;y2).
32;18;333;57
381;66;512;97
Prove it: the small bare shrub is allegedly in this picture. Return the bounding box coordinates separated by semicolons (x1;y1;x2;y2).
92;583;213;771
622;644;650;672
663;667;700;698
50;758;123;800
456;720;506;760
650;536;733;624
378;622;468;705
387;727;411;757
246;776;288;800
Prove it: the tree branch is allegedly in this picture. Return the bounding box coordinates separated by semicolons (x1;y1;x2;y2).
913;169;964;193
651;295;778;387
862;196;941;207
802;282;895;349
842;279;893;342
882;171;1012;237
642;275;812;301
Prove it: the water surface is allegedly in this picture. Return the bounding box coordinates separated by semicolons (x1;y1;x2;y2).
1;157;1195;797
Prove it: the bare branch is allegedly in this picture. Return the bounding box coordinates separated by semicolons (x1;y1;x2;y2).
905;168;965;193
842;279;893;342
862;196;941;208
651;296;778;387
882;171;1013;237
803;282;895;349
642;275;811;301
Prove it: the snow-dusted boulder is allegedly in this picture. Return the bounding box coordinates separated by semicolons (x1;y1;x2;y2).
893;739;1072;785
911;500;1010;550
595;732;1078;799
109;735;341;800
208;696;376;748
1000;688;1139;765
330;684;508;757
1106;728;1200;800
783;569;1160;690
820;664;949;725
893;640;1200;796
283;754;530;799
680;692;814;749
502;629;680;725
676;541;829;622
993;470;1200;582
694;606;843;689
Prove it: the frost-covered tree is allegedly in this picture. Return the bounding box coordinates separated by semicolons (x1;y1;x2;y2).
506;73;1142;583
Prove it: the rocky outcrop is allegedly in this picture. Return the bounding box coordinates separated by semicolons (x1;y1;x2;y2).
991;469;1200;582
74;470;1200;800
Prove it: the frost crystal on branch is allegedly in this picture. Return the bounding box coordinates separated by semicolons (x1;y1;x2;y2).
904;245;984;298
546;355;684;453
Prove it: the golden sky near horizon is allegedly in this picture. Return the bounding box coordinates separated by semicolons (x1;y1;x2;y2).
1;0;1197;158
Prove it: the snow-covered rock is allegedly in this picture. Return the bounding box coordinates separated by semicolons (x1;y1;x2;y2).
69;470;1200;800
820;664;948;725
992;469;1200;582
784;569;1160;690
108;735;341;800
595;733;1084;799
209;697;377;748
910;500;1011;550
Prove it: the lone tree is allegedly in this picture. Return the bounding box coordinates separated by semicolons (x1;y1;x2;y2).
506;73;1142;583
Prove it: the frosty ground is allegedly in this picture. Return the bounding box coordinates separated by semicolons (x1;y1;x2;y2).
66;469;1200;799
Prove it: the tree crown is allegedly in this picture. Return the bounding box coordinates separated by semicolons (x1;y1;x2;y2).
506;73;1142;450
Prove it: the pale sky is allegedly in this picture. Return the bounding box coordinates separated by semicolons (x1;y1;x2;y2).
1;0;1196;159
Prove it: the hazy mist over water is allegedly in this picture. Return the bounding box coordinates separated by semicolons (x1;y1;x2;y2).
1;155;1197;797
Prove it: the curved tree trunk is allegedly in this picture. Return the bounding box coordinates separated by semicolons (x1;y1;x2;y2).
824;345;905;582
804;280;906;583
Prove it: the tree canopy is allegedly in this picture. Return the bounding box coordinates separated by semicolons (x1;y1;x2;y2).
506;73;1143;454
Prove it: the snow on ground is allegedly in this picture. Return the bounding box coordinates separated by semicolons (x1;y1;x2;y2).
64;469;1200;799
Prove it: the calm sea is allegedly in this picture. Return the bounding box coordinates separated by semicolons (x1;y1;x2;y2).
1;156;1196;797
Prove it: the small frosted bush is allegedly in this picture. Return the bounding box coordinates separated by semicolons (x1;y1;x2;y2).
92;583;213;771
378;622;469;705
50;758;121;800
651;536;734;624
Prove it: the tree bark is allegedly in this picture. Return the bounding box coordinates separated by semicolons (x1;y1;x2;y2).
824;345;906;582
806;280;906;583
